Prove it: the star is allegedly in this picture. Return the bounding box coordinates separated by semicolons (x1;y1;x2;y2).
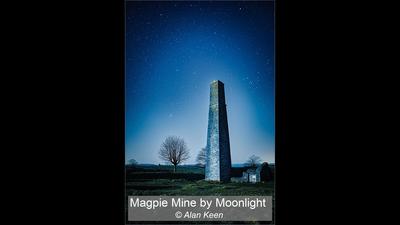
125;0;274;165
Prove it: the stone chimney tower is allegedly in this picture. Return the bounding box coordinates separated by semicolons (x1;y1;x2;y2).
205;80;232;182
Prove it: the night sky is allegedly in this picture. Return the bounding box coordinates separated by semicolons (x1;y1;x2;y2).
126;1;275;165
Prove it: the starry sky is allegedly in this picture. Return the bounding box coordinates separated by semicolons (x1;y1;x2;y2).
125;1;275;165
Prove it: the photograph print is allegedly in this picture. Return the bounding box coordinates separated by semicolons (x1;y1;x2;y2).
125;0;275;223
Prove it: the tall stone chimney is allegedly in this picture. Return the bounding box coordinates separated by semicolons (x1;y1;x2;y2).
205;80;232;182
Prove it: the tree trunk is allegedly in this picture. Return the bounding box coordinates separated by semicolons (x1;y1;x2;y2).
173;164;177;173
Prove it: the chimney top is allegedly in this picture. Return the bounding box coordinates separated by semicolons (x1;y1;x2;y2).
211;80;224;85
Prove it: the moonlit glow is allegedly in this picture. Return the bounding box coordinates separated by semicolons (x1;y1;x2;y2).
126;1;275;164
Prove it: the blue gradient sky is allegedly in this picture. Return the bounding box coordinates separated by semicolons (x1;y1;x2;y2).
126;1;274;164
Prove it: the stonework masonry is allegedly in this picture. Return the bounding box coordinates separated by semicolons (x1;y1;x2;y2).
205;80;232;182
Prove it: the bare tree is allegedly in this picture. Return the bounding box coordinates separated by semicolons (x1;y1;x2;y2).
127;159;138;166
245;155;262;168
196;147;206;167
159;136;190;172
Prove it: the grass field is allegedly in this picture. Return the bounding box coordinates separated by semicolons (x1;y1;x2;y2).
125;165;275;224
126;165;274;196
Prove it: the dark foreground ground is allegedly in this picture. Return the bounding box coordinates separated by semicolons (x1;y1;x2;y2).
126;164;274;195
126;178;274;196
125;165;275;224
